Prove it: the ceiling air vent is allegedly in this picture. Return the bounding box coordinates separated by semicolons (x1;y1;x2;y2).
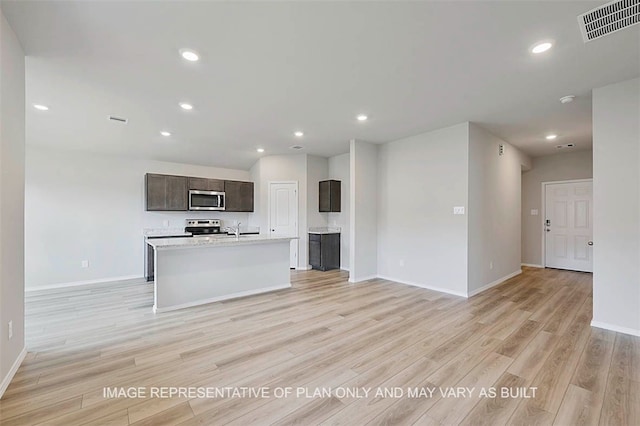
556;143;575;149
289;145;304;150
578;0;640;42
108;115;128;124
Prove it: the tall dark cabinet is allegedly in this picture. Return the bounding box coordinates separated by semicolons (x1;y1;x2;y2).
319;180;341;212
146;174;188;211
309;232;340;271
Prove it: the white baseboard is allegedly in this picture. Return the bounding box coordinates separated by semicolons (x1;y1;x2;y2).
521;263;544;268
376;275;468;298
25;275;144;292
153;283;292;313
591;320;640;337
348;274;378;283
0;347;27;399
467;270;522;297
296;265;312;271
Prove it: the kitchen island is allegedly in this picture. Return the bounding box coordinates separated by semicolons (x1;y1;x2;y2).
147;235;297;312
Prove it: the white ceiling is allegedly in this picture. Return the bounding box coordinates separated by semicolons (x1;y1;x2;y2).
3;1;639;170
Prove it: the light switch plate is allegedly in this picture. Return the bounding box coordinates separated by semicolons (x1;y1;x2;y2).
453;206;465;215
531;209;539;216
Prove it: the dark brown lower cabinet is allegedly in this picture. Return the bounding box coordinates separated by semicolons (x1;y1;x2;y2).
309;233;340;271
146;243;155;282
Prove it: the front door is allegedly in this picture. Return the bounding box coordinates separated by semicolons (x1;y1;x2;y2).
544;181;593;272
269;182;299;268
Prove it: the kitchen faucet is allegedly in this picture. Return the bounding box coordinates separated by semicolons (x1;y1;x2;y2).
234;222;241;238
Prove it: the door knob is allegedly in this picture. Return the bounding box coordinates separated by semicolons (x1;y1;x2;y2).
588;241;594;246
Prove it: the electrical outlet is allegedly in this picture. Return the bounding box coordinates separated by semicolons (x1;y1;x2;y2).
399;259;405;267
163;220;170;227
489;261;494;270
8;320;13;340
453;206;465;215
81;260;89;268
531;209;539;216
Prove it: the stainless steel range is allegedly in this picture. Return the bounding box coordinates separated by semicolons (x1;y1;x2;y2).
184;219;223;235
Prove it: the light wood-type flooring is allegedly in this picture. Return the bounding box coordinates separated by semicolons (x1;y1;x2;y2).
1;267;639;425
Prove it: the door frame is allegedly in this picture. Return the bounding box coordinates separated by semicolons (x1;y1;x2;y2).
541;178;593;268
267;181;299;269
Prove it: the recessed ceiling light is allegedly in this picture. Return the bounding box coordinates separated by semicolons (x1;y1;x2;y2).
179;103;193;110
531;41;553;54
160;131;171;137
357;114;368;121
546;134;558;140
559;95;575;104
256;148;265;153
180;49;199;62
33;104;49;111
294;131;304;137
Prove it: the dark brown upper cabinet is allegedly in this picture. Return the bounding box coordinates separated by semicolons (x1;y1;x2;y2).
145;173;188;211
319;180;341;212
145;173;254;212
188;177;224;192
225;180;254;212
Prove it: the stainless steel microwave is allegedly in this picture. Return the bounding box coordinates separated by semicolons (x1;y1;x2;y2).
189;190;225;211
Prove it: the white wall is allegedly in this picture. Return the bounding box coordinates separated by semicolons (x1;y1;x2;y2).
0;11;26;396
306;155;329;230
250;154;308;268
592;77;640;336
25;145;251;289
521;150;593;266
350;140;378;282
328;153;350;270
467;123;524;295
376;124;469;295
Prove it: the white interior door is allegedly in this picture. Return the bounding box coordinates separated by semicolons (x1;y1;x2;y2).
269;182;299;269
544;181;593;272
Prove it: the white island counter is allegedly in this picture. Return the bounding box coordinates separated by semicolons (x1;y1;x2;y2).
147;235;297;312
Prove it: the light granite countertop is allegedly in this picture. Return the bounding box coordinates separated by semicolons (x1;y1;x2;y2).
308;227;341;235
147;234;297;250
143;229;192;238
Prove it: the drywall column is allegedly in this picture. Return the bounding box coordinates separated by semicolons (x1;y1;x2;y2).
306;155;329;232
328;153;350;270
0;12;26;397
376;123;470;296
467;124;525;296
349;140;378;282
592;77;640;336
